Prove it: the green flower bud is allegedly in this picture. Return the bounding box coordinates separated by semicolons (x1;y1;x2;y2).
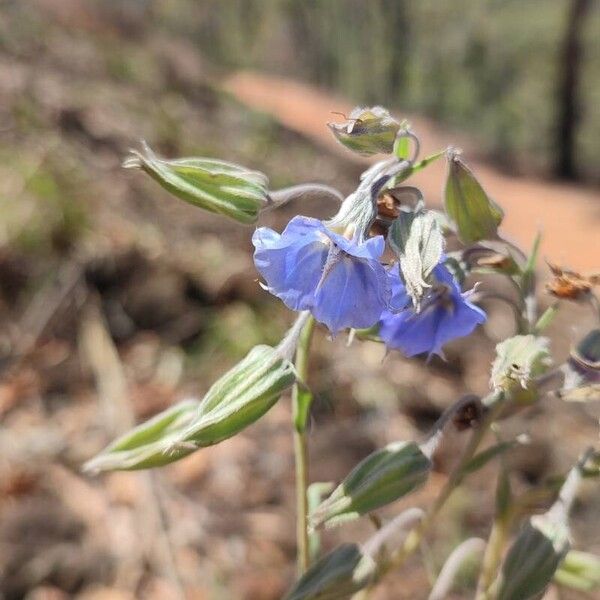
496;516;570;600
496;449;593;600
180;344;295;446
83;399;201;472
328;106;400;156
284;543;376;600
85;343;296;472
123;142;269;224
444;149;504;244
310;441;431;529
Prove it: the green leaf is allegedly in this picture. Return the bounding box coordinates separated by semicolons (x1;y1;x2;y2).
444;150;504;244
523;231;542;279
392;149;445;185
284;543;376;600
123;142;268;224
328;106;400;156
533;304;559;334
388;209;445;307
460;440;519;476
310;441;431;529
520;231;542;296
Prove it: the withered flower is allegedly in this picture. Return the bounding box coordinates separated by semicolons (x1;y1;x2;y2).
545;262;600;300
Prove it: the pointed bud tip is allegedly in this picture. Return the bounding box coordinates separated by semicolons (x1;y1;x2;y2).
119;142;268;224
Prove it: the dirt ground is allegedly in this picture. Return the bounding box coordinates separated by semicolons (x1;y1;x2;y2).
224;71;600;271
0;3;599;600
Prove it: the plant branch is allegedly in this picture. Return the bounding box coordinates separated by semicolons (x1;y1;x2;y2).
265;183;344;211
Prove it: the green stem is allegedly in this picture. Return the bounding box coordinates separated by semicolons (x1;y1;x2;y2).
471;290;527;334
476;443;513;598
265;183;344;211
476;512;511;598
292;315;316;575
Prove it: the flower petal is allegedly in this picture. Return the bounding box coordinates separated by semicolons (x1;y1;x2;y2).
313;255;390;333
437;297;486;345
253;216;392;333
379;262;486;356
380;306;444;356
387;266;411;312
324;230;386;260
252;218;328;311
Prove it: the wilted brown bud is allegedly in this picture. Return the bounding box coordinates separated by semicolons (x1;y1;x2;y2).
545;262;600;300
377;192;401;220
452;395;484;431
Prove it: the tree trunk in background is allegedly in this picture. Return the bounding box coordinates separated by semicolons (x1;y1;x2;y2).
383;0;410;104
555;0;592;180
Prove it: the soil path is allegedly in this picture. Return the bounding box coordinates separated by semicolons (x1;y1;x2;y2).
224;71;599;271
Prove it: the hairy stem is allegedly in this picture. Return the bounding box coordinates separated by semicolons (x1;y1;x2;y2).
292;315;316;575
265;183;344;211
470;290;527;334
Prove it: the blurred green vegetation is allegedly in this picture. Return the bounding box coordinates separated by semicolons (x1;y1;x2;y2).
158;0;600;180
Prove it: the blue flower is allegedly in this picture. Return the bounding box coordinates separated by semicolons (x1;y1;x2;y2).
379;263;486;357
252;216;390;333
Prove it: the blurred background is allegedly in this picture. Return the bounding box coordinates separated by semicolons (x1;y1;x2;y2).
0;1;599;599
